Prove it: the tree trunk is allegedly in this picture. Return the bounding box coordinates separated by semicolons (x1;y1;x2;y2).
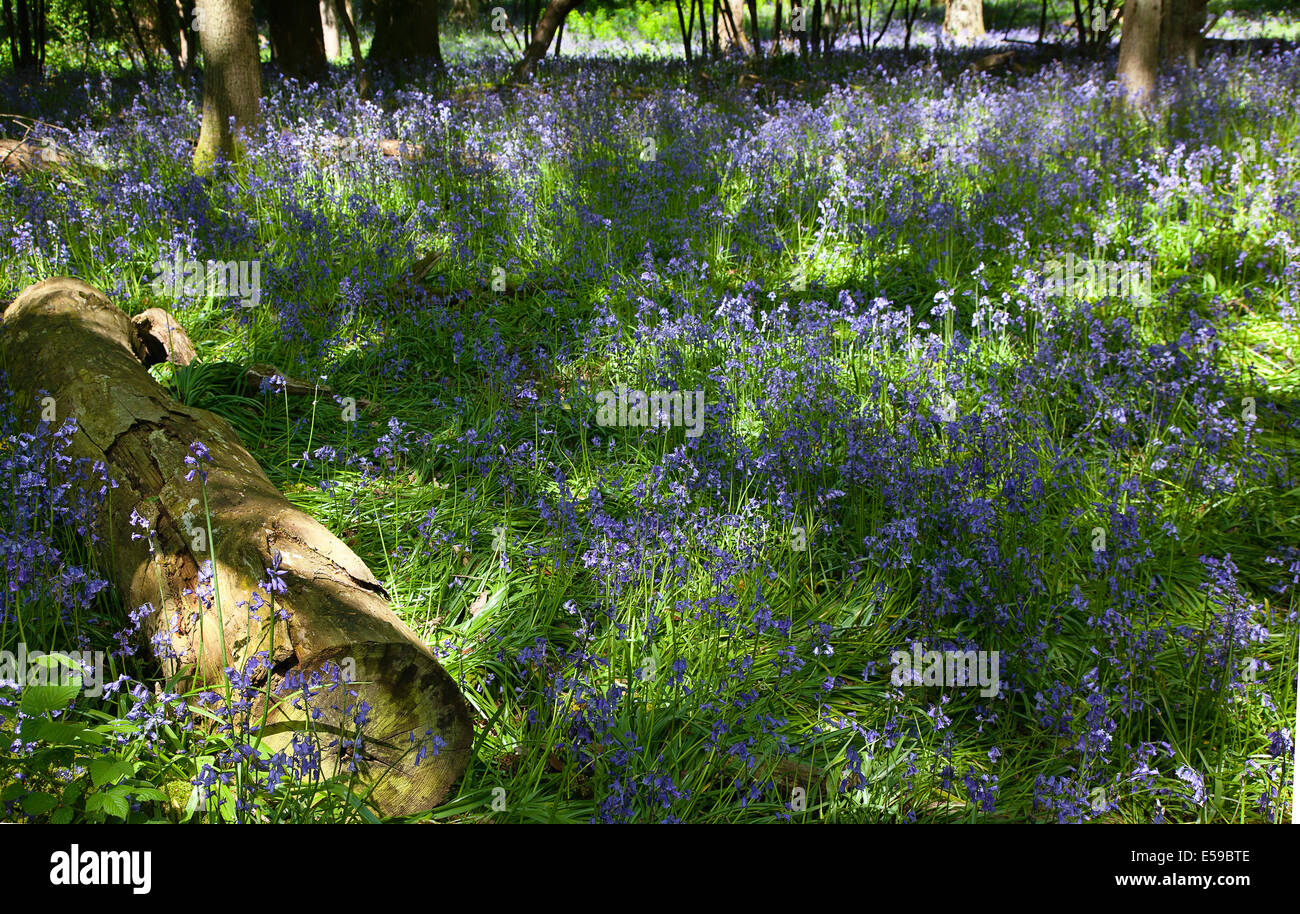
674;0;693;63
179;0;197;76
369;0;443;70
902;0;920;51
943;0;984;42
746;0;761;58
155;0;186;73
795;0;808;57
193;0;261;174
1161;0;1206;67
698;0;709;59
121;0;160;78
510;0;579;82
4;0;45;77
320;0;351;58
873;0;896;48
714;0;750;54
267;0;328;81
332;0;371;95
1;278;474;817
1117;0;1161;105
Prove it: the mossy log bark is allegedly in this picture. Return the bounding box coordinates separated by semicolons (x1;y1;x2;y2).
1;277;473;816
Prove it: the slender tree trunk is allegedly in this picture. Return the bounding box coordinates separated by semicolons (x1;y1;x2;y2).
902;0;919;51
6;0;44;76
675;0;693;63
810;0;821;57
719;0;750;54
1;0;15;71
178;0;197;76
747;0;761;58
266;0;327;81
510;0;579;81
121;0;159;78
160;0;195;75
795;0;807;58
698;0;708;58
333;0;371;94
319;0;351;59
155;0;183;72
193;0;261;174
1069;0;1086;49
1118;0;1161;105
873;0;896;48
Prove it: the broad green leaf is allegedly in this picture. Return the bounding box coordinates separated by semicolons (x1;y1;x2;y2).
89;757;135;788
20;682;81;716
20;792;59;816
99;786;132;820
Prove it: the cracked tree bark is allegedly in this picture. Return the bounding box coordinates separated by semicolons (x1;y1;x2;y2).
1;277;472;817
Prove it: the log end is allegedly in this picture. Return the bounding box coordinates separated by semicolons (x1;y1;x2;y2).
269;641;475;818
133;307;197;367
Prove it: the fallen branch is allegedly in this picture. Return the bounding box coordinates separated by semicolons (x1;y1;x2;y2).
2;277;473;816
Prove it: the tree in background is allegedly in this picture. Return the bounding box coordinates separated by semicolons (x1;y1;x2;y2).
512;0;579;81
192;0;260;173
943;0;983;42
266;0;327;80
1162;0;1208;66
327;0;369;93
2;0;48;76
155;0;198;75
318;0;347;58
369;0;442;71
1118;0;1208;105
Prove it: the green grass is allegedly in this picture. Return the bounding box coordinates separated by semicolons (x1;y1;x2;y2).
1;31;1297;823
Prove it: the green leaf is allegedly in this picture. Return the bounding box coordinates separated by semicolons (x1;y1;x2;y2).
128;787;168;803
51;806;74;824
98;786;132;820
18;653;86;715
89;757;135;788
32;719;100;746
20;682;82;716
217;785;236;823
20;792;59;816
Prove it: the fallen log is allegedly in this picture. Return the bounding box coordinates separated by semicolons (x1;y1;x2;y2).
0;137;72;175
133;307;198;367
1;277;473;816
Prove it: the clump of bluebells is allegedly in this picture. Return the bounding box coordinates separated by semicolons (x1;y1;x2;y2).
2;25;1298;823
0;394;413;822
